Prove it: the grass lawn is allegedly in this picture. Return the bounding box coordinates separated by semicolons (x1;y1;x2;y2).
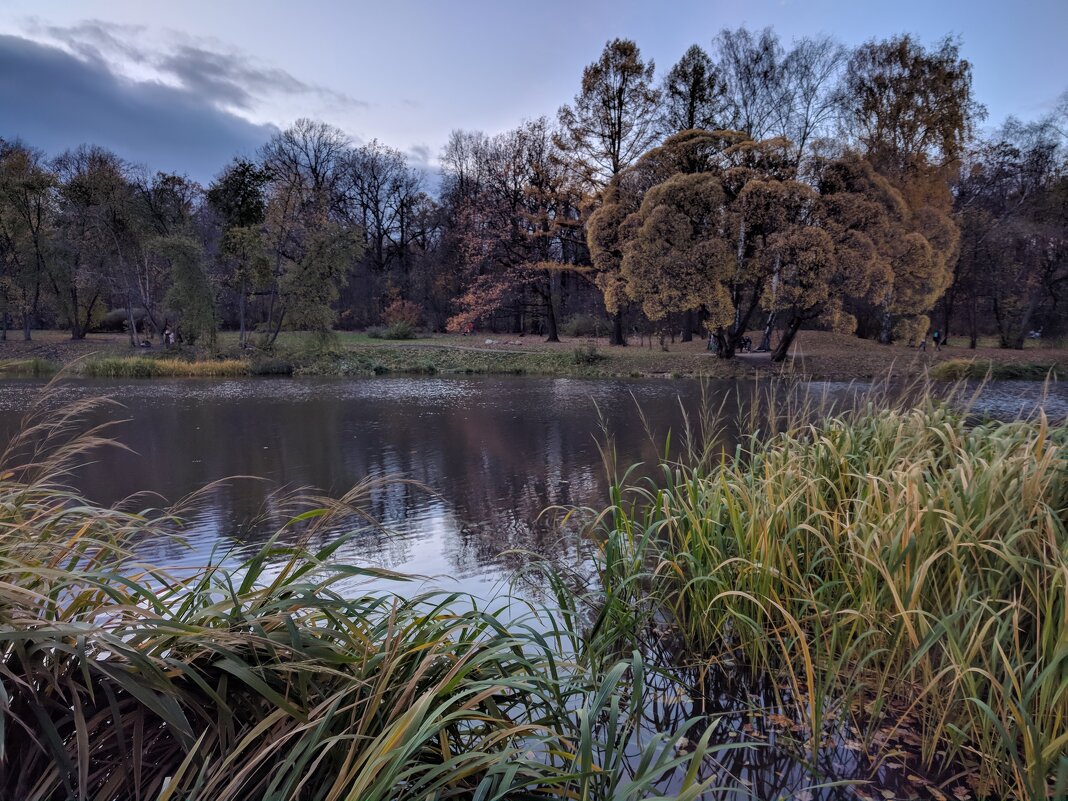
1;328;1066;380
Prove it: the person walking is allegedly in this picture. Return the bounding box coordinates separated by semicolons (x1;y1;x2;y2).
932;329;941;352
919;335;928;352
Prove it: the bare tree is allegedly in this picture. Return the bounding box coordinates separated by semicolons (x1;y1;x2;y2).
713;27;787;142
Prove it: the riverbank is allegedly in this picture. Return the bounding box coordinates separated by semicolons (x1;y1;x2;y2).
1;329;1066;380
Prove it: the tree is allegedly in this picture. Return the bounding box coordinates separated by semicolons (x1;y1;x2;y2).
776;35;847;168
660;44;728;342
619;172;734;331
589;129;804;358
445;119;583;341
259;119;355;345
766;154;900;360
661;45;726;134
840;35;981;176
49;146;132;339
207;158;271;346
952;119;1067;347
159;235;215;346
556;39;662;186
556;38;662;344
0;141;55;340
839;35;981;341
712;28;786;142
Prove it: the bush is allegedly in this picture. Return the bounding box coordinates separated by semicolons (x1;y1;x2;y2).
0;358;59;377
382;298;422;328
384;321;416;340
572;342;605;366
562;313;610;338
249;357;295;376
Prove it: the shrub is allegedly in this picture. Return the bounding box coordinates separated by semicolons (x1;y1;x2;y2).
572;342;605;366
562;313;609;338
249;357;295;376
382;298;422;328
383;321;416;340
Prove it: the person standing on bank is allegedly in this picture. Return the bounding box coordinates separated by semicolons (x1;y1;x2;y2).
932;329;941;351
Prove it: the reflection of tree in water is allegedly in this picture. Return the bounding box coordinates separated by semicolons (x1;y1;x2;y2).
620;649;946;799
44;377;717;579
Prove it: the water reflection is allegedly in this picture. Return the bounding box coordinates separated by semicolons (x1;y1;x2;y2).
0;377;719;590
0;375;1064;594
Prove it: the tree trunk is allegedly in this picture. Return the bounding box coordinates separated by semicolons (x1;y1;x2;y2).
69;286;84;340
681;309;693;342
267;307;286;348
238;277;247;347
609;310;626;346
771;317;803;362
78;292;99;341
941;296;954;349
126;295;138;347
544;277;560;344
1;312;7;341
878;310;893;345
713;327;733;358
21;312;31;342
758;312;776;352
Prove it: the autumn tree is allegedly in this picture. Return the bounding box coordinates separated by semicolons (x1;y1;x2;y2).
766;154;903;360
445;118;582;341
557;38;662;344
839;34;981;341
659;44;728;342
590;130;806;358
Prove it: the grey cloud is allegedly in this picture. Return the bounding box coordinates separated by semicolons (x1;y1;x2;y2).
33;19;366;113
0;34;277;182
37;19;148;65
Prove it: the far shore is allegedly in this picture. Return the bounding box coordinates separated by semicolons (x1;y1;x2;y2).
1;329;1065;381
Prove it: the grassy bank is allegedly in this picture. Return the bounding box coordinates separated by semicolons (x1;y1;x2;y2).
587;388;1068;799
930;357;1064;380
3;329;1068;380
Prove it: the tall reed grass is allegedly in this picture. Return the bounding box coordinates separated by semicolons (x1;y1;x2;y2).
586;381;1068;799
0;391;722;801
80;356;249;378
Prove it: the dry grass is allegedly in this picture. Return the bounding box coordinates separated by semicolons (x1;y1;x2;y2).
584;382;1068;799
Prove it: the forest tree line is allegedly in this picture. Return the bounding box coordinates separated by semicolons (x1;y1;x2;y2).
1;28;1066;358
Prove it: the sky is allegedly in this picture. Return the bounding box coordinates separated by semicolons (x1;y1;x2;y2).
0;0;1065;184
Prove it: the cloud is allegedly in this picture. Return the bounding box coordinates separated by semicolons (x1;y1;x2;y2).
0;34;278;182
28;19;366;116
